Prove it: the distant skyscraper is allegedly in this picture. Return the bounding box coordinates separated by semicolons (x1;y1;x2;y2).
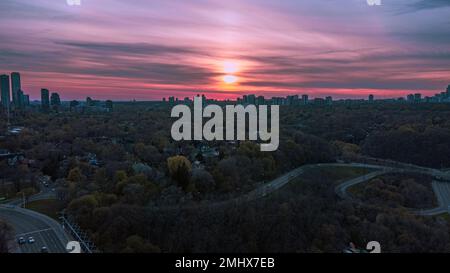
86;96;93;106
326;96;333;105
257;96;265;105
414;93;422;103
11;72;21;106
201;94;206;106
51;92;61;107
17;89;24;108
41;88;50;110
247;94;256;104
314;98;325;105
301;94;309;105
406;94;414;103
368;94;374;103
271;97;282;105
286;95;299;105
24;94;30;106
287;95;294;105
0;75;11;110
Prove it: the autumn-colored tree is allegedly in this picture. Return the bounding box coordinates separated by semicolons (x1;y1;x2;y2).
67;167;83;183
113;170;129;194
68;194;99;228
167;156;192;190
333;140;360;159
114;170;128;184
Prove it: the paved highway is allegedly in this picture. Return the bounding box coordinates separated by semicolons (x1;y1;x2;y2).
8;192;57;207
417;181;450;216
7;178;57;207
151;163;381;212
0;206;70;253
334;167;450;216
334;170;391;200
349;156;450;180
211;160;450;217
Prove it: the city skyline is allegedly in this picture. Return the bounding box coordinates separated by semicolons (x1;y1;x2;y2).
0;0;449;100
1;71;449;104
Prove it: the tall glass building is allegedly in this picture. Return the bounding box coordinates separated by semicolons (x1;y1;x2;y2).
0;74;11;110
11;72;21;106
41;88;50;110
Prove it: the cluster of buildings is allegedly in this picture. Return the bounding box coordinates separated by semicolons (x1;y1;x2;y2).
164;94;334;106
163;85;450;106
40;88;62;111
165;95;214;105
0;72;31;112
0;72;63;113
233;86;450;106
1;72;113;114
247;94;335;106
69;97;114;113
405;85;450;103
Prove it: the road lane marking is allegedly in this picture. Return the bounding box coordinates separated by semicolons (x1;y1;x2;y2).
16;228;53;237
43;230;63;252
40;230;56;252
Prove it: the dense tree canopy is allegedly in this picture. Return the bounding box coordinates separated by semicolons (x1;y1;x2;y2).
2;102;450;252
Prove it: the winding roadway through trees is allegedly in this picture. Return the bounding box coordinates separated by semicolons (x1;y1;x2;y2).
152;159;450;216
2;157;449;253
332;158;450;216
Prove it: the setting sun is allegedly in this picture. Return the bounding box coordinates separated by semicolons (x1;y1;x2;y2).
223;75;237;84
222;61;239;85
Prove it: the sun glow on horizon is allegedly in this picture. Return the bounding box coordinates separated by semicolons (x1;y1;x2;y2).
221;61;239;85
223;74;237;84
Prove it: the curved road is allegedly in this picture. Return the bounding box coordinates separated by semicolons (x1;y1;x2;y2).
180;160;450;217
335;170;391;200
0;177;68;253
334;166;450;216
7;180;57;207
416;181;450;216
0;205;70;253
150;161;450;214
151;162;383;212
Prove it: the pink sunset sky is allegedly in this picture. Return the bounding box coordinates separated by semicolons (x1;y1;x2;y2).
0;0;449;101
